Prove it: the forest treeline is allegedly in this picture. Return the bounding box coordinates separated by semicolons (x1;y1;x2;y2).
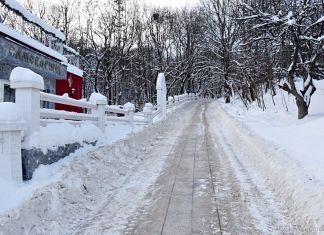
2;0;324;118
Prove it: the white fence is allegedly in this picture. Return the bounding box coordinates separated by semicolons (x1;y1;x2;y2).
0;68;197;181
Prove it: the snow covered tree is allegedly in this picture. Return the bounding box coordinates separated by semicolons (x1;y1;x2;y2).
200;0;240;103
167;8;202;95
240;0;324;119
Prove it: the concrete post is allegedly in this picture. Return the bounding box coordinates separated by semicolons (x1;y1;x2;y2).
89;93;108;133
156;73;167;120
0;103;25;182
174;95;179;103
124;102;135;130
10;67;44;138
143;103;153;125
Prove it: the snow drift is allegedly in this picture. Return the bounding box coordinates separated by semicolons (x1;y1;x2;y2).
210;88;324;231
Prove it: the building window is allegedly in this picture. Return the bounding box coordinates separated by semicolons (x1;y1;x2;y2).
42;89;51;109
3;84;15;102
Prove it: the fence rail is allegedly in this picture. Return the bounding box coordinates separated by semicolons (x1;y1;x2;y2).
40;109;98;122
0;68;198;182
40;92;95;110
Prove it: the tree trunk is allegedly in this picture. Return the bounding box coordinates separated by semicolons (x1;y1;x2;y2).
224;82;231;103
296;98;308;119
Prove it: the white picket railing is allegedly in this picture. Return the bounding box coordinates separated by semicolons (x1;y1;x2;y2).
0;68;198;182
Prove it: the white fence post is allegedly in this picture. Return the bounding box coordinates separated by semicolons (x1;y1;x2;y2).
143;103;153;124
124;102;135;130
10;67;43;138
0;103;25;182
174;95;179;104
156;73;167;120
89;93;107;133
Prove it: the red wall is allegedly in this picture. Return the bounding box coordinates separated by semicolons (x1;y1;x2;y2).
56;72;83;113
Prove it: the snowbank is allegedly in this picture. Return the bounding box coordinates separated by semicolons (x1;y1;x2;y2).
212;85;324;230
0;103;192;234
0;121;138;215
37;122;100;152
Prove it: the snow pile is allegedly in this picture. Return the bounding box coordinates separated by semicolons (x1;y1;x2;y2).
0;103;191;234
10;67;44;89
123;102;135;111
211;83;324;230
0;102;24;123
89;92;107;104
37;122;101;152
0;120;142;217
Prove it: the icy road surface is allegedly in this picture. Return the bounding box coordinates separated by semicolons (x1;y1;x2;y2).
0;102;293;234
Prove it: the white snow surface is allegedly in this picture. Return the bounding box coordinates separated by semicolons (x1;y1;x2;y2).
0;121;141;215
0;102;24;123
156;73;166;90
66;63;83;77
89;92;107;104
0;103;190;234
4;86;324;232
2;0;65;41
10;67;44;89
33;122;101;152
123;102;135;110
215;81;324;230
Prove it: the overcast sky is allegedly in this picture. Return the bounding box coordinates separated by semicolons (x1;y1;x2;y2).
142;0;199;8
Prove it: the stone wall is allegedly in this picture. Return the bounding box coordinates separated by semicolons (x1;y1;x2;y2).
22;142;96;180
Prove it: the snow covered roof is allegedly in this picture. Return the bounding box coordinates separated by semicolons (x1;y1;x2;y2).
0;0;65;41
66;63;83;77
0;23;67;62
63;45;79;56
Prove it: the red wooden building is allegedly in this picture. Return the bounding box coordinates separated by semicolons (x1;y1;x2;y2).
56;66;84;113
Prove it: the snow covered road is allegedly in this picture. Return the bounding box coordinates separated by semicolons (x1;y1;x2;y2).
123;102;292;234
0;101;296;234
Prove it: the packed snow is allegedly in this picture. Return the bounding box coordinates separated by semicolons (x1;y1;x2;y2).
0;97;188;217
0;103;192;234
0;121;141;215
10;67;44;89
156;73;166;90
66;64;83;77
88;92;107;104
0;102;24;123
214;80;324;230
1;79;324;232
